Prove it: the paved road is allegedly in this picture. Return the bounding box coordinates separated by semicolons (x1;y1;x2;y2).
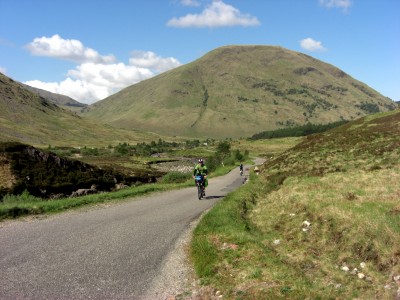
0;163;258;300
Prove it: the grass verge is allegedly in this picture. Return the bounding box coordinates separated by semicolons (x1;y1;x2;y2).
0;180;194;221
190;166;400;299
0;158;247;222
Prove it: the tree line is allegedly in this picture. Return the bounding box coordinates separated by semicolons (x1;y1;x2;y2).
249;121;348;140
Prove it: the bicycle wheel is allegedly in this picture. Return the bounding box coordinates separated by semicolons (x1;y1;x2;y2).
197;185;202;199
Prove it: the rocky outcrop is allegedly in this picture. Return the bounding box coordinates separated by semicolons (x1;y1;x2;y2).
70;184;98;198
0;142;157;199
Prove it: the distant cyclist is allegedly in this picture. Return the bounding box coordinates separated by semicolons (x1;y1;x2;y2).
239;163;243;176
193;159;208;195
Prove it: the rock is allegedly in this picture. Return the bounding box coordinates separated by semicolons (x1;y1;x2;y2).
358;273;366;279
341;265;350;272
115;183;129;190
394;275;400;284
384;284;392;290
360;262;366;269
70;185;98;198
273;239;281;245
351;268;358;275
49;193;65;199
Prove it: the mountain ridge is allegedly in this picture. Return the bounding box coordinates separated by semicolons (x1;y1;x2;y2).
83;45;397;138
22;83;87;111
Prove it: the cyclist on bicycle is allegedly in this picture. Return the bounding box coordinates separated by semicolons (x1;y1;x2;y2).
193;159;208;195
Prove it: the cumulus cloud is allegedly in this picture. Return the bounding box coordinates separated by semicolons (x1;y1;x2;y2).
300;38;327;52
167;0;260;28
25;34;116;64
24;40;181;104
129;51;181;72
25;63;153;104
25;78;112;103
0;66;7;74
319;0;352;12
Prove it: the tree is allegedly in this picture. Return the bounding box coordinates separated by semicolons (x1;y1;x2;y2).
216;141;231;166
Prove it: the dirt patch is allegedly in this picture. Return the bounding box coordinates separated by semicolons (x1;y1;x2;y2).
153;158;195;174
0;154;15;189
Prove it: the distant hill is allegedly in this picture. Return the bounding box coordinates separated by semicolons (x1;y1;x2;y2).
0;73;160;146
22;83;87;111
83;45;397;138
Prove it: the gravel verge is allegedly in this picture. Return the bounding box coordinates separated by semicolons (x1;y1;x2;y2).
141;210;218;300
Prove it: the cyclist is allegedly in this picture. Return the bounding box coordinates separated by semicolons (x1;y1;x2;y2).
193;159;208;195
239;163;243;175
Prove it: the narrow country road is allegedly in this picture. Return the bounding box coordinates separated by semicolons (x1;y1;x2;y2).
0;161;263;300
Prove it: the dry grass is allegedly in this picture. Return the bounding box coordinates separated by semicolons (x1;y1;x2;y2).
232;137;302;158
0;154;15;189
191;111;400;299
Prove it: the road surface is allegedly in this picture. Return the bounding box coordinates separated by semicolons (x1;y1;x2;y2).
0;162;261;299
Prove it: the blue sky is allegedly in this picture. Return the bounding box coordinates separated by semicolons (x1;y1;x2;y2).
0;0;399;104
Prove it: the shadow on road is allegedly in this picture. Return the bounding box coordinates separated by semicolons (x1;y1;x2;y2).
202;195;224;200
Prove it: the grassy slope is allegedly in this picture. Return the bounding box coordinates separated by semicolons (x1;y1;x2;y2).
83;45;397;138
0;73;162;147
191;110;400;299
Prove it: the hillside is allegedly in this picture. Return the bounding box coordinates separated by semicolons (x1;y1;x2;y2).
22;83;87;111
0;142;159;199
191;109;400;299
83;45;397;138
0;72;161;147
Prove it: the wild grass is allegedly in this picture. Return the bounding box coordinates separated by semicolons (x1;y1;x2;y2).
0;181;193;221
191;166;400;299
190;111;400;299
0;139;251;220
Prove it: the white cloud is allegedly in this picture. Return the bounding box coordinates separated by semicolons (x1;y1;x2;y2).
300;38;327;52
24;47;181;104
0;66;7;74
167;0;260;28
129;51;181;72
25;34;116;64
25;78;112;103
180;0;201;7
319;0;352;12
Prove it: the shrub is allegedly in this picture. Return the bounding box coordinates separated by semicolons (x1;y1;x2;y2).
161;172;192;184
2;190;42;203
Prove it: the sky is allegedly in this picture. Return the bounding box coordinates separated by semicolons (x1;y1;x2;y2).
0;0;399;105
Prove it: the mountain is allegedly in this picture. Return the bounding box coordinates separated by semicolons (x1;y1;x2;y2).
83;45;397;138
0;73;160;146
22;84;87;111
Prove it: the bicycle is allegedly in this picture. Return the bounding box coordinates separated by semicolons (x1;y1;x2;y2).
195;175;205;200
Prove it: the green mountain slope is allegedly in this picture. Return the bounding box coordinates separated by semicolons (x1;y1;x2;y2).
0;73;160;146
83;45;397;138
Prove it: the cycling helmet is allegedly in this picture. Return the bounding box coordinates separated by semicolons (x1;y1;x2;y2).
198;159;204;164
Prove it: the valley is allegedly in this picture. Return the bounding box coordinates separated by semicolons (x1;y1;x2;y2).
0;44;399;299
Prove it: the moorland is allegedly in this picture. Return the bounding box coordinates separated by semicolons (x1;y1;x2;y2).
1;45;399;299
